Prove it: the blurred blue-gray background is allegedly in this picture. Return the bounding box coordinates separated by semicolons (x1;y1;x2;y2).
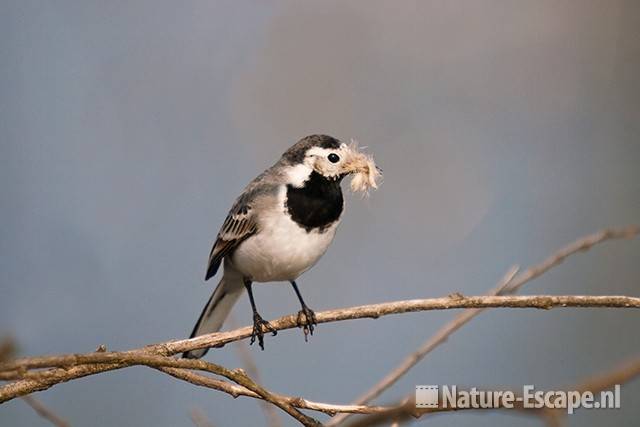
1;1;639;426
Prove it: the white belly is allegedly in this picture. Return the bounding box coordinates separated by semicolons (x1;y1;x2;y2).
230;191;340;282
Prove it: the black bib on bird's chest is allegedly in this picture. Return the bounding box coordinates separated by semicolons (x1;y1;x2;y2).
286;171;344;232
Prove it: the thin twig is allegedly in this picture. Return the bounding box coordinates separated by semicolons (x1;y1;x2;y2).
231;317;283;427
189;407;216;427
326;266;520;427
329;225;639;426
572;356;640;393
505;226;639;294
21;395;70;427
344;356;640;427
158;367;392;416
2;354;321;427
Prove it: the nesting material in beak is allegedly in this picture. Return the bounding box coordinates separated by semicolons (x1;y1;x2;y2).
345;139;382;194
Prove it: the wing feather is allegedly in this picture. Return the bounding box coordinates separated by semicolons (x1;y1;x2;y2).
205;202;258;280
204;170;280;281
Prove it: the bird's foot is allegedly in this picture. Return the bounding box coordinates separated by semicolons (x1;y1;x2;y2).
250;313;277;350
296;306;317;341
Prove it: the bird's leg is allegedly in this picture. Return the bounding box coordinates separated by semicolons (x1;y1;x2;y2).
244;280;276;350
290;280;317;341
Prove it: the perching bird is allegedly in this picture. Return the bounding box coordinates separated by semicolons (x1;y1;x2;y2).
183;135;381;359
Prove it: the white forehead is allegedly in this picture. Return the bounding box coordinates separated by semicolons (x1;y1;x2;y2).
305;143;347;157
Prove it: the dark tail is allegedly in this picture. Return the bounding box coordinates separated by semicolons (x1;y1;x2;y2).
183;273;243;359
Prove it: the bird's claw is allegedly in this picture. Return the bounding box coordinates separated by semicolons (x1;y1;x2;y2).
296;306;317;341
250;313;277;350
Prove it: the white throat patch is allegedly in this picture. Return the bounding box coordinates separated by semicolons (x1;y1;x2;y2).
285;163;314;188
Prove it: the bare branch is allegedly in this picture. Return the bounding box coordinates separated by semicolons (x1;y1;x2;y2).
505;226;639;294
158;367;250;397
327;265;520;427
120;294;640;358
0;227;636;426
157;367;393;416
2;295;638;377
2;354;321;426
345;356;640;427
0;296;636;426
329;225;639;426
231;317;283;427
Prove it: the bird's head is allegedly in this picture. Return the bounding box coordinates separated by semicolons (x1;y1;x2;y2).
282;135;382;192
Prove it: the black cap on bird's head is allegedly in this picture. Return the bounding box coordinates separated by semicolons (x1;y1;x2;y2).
282;135;342;164
282;134;382;192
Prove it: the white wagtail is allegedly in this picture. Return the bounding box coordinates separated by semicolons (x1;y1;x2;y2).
183;135;381;358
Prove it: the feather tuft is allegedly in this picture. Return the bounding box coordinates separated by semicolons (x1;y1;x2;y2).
347;139;382;194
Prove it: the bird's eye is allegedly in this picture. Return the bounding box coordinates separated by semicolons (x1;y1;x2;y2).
328;153;340;163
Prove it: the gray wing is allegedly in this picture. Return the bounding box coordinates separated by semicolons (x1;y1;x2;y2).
204;172;278;280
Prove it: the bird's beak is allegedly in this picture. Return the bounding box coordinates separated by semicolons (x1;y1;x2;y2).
342;141;382;193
